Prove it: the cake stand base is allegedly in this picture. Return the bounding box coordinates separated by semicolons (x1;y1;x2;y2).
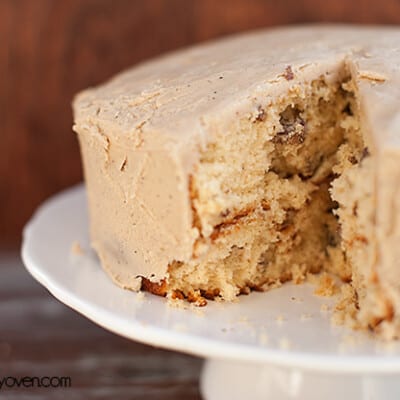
201;359;400;400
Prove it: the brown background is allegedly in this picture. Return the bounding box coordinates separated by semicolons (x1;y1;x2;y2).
3;0;400;248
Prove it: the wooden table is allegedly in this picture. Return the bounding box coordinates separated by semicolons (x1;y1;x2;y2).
0;253;202;399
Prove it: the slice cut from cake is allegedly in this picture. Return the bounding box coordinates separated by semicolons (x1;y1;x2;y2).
73;25;400;339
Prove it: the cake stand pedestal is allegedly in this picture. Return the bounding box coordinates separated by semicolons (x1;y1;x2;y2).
201;359;400;400
22;185;400;400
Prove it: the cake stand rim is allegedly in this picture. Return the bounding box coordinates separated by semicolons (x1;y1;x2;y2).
21;185;400;373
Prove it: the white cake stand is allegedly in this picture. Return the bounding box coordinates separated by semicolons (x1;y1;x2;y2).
22;185;400;399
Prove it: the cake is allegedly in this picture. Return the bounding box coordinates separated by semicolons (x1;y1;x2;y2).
73;25;400;339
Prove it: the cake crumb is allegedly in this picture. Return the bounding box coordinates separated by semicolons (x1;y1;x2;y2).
358;70;387;83
266;280;283;290
338;334;358;353
332;283;359;329
290;295;303;302
279;337;291;350
378;321;400;341
239;315;249;323
189;304;205;316
172;323;188;333
320;303;330;312
300;313;313;321
167;296;190;309
135;291;145;302
376;340;397;353
275;315;286;324
70;240;84;255
313;273;338;297
342;334;357;345
291;264;307;284
258;332;269;346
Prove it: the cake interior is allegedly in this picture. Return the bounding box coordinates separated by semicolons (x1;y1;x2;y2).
143;63;391;331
